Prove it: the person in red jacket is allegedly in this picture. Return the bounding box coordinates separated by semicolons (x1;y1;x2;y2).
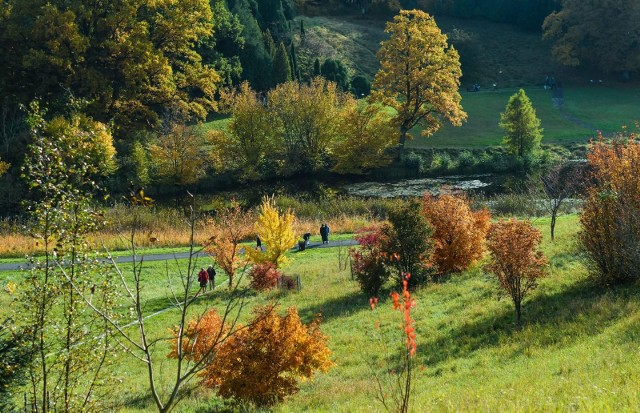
198;268;208;294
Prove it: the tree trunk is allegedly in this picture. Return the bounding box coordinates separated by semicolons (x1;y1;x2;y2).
515;299;522;325
550;213;557;241
399;126;408;157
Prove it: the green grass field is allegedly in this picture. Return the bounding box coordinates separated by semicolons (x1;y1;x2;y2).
3;214;640;412
409;86;640;149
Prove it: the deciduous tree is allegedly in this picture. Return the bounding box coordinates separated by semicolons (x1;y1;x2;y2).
543;0;640;76
204;201;252;288
499;89;543;157
421;194;491;275
332;99;398;174
485;219;548;324
580;131;640;284
371;10;466;150
247;196;297;268
194;305;333;406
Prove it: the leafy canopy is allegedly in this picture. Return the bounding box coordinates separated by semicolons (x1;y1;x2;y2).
371;10;466;147
499;89;543;157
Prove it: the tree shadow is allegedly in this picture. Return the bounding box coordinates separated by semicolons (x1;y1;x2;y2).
297;290;369;324
417;278;639;369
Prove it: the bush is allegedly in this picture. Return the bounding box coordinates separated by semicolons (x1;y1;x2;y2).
199;306;333;406
382;200;435;289
350;226;389;298
249;262;281;291
580;134;640;284
422;194;491;275
485;219;548;323
278;274;299;291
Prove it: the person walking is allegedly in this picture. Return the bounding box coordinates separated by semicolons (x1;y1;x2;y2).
207;265;216;291
325;223;330;244
198;267;209;294
320;224;327;244
256;236;262;251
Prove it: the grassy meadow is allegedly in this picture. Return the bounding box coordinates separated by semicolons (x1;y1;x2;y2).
3;213;639;412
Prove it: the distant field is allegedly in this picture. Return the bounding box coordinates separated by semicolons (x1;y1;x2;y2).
203;85;639;149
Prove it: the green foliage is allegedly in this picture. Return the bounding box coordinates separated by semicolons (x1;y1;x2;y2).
0;320;30;412
321;58;350;91
382;200;435;288
272;42;293;85
499;89;543;157
17;103;119;412
350;75;371;97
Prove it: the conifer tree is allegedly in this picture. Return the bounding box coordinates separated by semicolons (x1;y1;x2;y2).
272;42;292;85
499;89;543;157
290;42;299;81
313;58;321;77
263;29;277;58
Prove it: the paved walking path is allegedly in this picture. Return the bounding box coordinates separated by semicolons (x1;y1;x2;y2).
0;239;358;272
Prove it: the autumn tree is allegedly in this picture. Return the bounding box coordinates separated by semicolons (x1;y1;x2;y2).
189;305;333;406
421;194;491;275
268;78;342;173
0;0;221;134
543;0;640;77
371;10;466;150
499;89;543;157
580;132;640;284
485;219;548;324
208;82;275;180
204;200;252;288
247;196;297;268
148;121;208;188
332;99;398;174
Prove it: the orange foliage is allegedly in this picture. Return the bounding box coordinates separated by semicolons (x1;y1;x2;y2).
580;132;640;283
204;201;252;288
248;262;281;291
390;274;417;357
485;219;548;323
421;194;490;274
168;309;227;364
199;305;333;406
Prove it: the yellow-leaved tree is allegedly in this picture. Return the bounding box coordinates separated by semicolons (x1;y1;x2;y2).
371;10;466;150
247;196;297;269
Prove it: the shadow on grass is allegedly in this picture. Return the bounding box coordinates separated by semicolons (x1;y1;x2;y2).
297;289;369;324
418;278;640;369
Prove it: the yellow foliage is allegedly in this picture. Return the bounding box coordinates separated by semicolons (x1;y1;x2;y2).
247;196;297;268
371;10;466;146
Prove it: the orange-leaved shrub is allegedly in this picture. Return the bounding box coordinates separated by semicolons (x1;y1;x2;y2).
249;262;281;291
167;309;228;365
580;132;640;284
421;194;490;274
204;201;252;288
197;305;333;406
485;219;548;323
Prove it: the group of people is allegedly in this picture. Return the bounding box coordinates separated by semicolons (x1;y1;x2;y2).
199;224;331;294
197;265;216;294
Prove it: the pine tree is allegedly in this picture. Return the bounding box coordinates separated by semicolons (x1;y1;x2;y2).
300;19;306;44
290;42;299;81
263;29;276;58
313;58;321;77
272;42;292;85
499;89;543;157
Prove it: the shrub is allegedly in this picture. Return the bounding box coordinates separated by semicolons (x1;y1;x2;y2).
485;219;548;323
249;262;281;291
580;134;640;284
247;196;297;269
350;226;389;298
199;306;333;406
277;274;299;291
382;201;435;289
422;194;491;275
